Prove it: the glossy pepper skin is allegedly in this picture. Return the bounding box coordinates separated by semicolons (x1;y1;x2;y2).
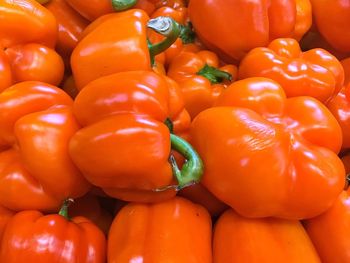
0;81;90;211
214;209;320;262
168;50;235;118
45;0;89;61
108;197;212;263
239;38;344;103
0;206;14;241
0;200;106;263
69;71;202;202
327;85;350;150
190;77;345;219
0;0;64;90
188;0;312;63
311;0;350;53
71;9;181;89
304;189;350;263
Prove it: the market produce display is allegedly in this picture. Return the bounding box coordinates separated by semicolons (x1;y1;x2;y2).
1;0;350;262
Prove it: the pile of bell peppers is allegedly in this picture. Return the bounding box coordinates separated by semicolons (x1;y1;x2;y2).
2;0;350;262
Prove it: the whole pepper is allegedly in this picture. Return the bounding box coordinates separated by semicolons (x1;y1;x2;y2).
188;0;312;63
0;200;106;263
238;38;344;103
69;71;202;202
71;9;181;89
0;81;90;211
168;50;235;118
190;77;345;219
108;197;212;262
214;209;320;262
0;0;64;90
310;0;350;53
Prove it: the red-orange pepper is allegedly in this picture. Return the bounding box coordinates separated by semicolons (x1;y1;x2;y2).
108;197;212;262
214;209;320;262
0;0;64;90
0;200;106;263
0;205;14;241
239;38;344;103
69;71;203;202
188;0;312;63
71;9;181;89
0;81;90;211
190;77;345;219
167;50;236;118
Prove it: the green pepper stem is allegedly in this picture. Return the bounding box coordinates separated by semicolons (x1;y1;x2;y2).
197;64;232;84
111;0;137;11
169;134;203;189
58;198;74;220
179;23;195;44
147;16;181;65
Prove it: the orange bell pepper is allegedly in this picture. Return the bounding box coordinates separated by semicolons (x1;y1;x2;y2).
167;50;235;118
214;209;320;262
108;197;212;262
45;0;89;63
327;85;350;150
310;0;350;53
0;81;90;212
71;9;181;89
0;200;106;263
239;38;344;103
341;57;350;85
69;71;203;202
0;205;14;241
190;77;345;219
0;0;64;90
188;0;312;63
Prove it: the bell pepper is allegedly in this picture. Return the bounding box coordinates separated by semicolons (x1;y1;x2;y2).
214;209;320;262
0;205;14;241
310;0;350;53
0;199;106;263
69;71;202;202
341;57;350;85
167;50;235;118
190;77;345;219
188;0;312;63
327;85;350;150
45;0;89;66
0;81;90;211
0;0;64;91
70;194;113;235
71;9;181;89
108;197;212;262
238;38;344;103
65;0;157;21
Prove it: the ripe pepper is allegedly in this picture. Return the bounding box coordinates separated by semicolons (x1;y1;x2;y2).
0;81;90;211
167;50;235;118
327;85;350;150
69;71;202;202
239;38;344;103
190;77;345;219
0;0;64;90
310;0;350;53
45;0;89;66
188;0;312;63
71;9;181;89
341;57;350;85
108;197;212;262
0;199;106;263
214;209;320;262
